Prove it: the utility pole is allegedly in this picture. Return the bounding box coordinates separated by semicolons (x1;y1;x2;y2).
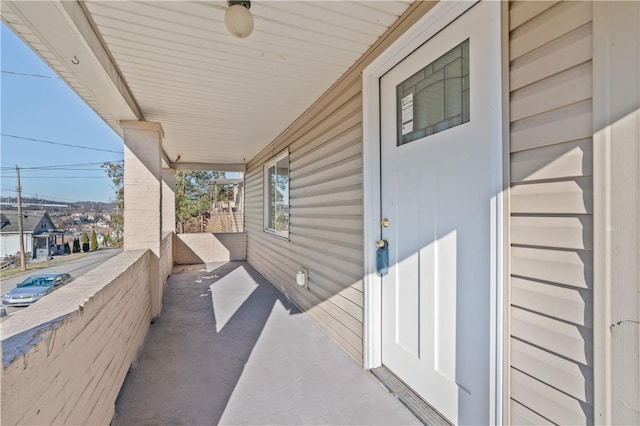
16;166;26;270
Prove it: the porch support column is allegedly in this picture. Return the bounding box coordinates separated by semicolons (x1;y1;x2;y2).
162;168;176;234
122;120;164;318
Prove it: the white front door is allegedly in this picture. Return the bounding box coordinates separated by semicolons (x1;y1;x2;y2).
379;2;501;424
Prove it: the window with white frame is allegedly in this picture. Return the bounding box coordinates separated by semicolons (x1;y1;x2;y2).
264;150;289;238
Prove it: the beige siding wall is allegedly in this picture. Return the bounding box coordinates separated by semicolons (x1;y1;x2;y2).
508;1;594;424
245;2;436;362
246;82;365;361
1;250;153;425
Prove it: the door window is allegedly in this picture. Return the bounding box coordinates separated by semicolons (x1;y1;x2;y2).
396;38;469;146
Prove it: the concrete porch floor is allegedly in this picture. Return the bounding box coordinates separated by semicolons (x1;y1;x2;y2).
112;262;420;425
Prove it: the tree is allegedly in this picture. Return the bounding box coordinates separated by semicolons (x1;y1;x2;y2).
81;232;90;253
102;161;124;247
90;230;98;251
72;238;81;253
175;170;225;232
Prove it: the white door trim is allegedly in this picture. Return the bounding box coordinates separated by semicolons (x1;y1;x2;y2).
362;1;504;423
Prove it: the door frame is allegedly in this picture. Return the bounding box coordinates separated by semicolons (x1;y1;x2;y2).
361;1;505;423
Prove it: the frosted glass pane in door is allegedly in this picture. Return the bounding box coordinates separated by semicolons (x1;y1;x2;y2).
396;39;470;146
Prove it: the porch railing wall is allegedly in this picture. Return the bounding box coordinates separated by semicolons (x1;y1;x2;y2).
1;250;154;425
173;232;247;265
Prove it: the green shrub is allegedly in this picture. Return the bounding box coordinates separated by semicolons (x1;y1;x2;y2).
90;230;98;251
72;238;81;253
81;232;90;253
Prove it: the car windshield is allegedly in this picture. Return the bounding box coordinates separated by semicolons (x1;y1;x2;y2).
17;277;55;288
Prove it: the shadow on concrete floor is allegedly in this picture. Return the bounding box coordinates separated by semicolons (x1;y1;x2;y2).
112;261;419;426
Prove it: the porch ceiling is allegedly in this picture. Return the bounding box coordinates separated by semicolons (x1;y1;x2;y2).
3;1;412;167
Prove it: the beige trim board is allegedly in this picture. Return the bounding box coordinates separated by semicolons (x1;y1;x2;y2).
501;1;511;423
592;2;640;424
121;120;165;137
171;162;246;173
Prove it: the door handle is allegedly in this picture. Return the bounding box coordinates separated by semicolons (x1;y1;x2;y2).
376;239;389;277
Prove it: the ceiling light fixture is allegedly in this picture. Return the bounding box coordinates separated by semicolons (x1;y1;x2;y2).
225;0;254;39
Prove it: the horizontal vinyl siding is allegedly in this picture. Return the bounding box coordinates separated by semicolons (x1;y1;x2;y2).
508;1;594;425
245;77;365;361
245;2;435;362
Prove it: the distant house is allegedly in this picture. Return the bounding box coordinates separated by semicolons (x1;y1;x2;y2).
0;213;9;230
0;210;65;260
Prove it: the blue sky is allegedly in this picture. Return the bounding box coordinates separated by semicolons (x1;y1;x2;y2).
1;22;124;203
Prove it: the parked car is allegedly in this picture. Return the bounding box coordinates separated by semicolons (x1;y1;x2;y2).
2;273;74;307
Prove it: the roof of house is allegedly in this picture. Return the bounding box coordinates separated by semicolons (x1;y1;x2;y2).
0;211;52;234
0;213;9;229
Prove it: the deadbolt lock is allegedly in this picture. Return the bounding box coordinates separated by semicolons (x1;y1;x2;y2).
381;218;390;228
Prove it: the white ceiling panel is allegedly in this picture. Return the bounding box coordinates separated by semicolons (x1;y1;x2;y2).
7;0;413;166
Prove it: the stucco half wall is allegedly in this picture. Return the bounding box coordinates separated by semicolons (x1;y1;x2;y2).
1;250;154;425
173;232;247;265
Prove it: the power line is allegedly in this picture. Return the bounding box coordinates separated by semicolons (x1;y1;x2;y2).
1;134;123;154
1;70;60;79
0;160;123;171
28;161;123;169
1;188;109;203
2;167;116;173
14;168;110;172
0;176;109;179
2;168;108;173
